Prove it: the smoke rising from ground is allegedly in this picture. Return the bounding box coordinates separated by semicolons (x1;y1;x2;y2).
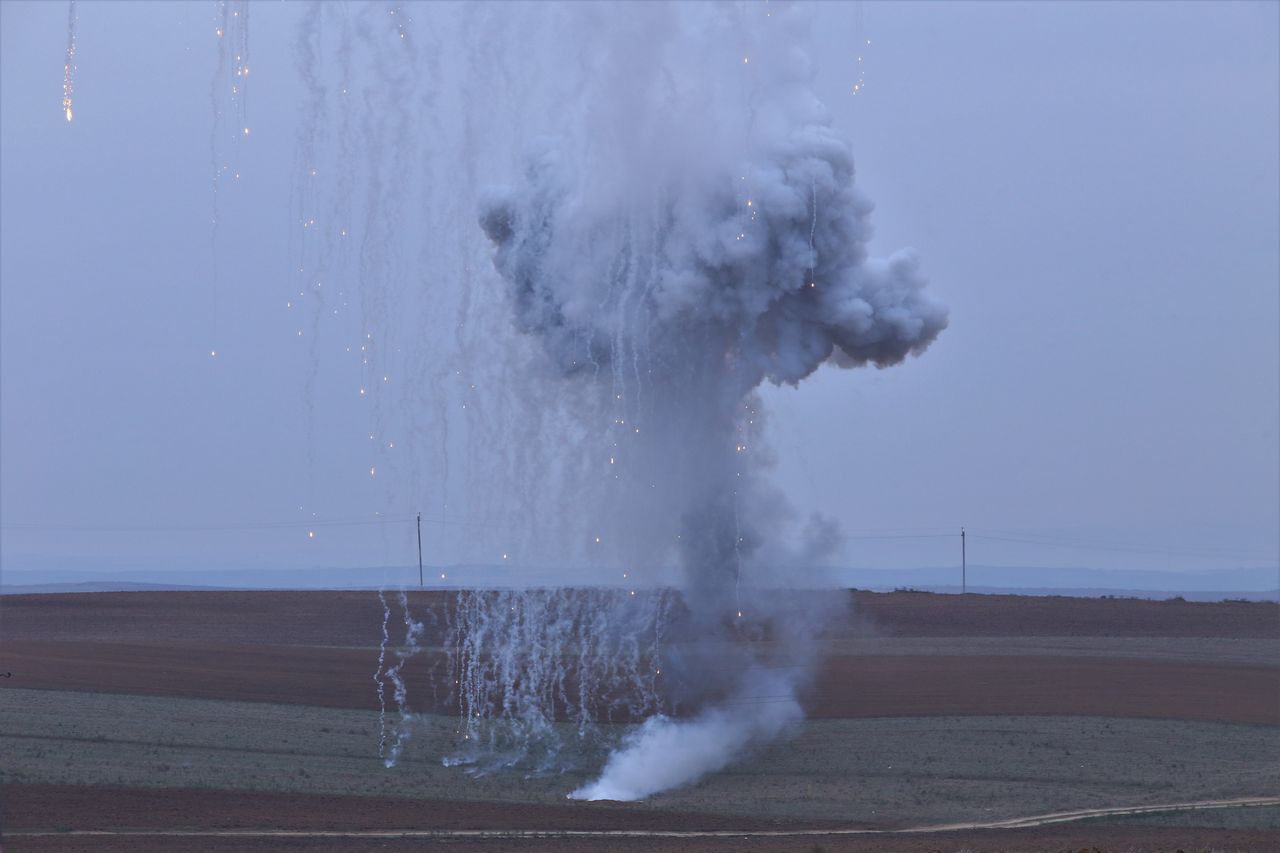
256;0;947;800
569;671;801;802
479;3;946;797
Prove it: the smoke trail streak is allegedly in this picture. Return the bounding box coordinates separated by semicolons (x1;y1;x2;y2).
375;588;390;760
446;588;669;773
384;589;425;768
61;1;77;123
207;0;251;358
207;3;227;357
226;2;250;137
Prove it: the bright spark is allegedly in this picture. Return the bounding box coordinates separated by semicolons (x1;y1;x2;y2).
61;3;77;123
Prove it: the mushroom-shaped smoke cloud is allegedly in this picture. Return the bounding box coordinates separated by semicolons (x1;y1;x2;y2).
480;2;947;800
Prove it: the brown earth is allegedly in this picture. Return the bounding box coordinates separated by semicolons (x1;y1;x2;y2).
11;832;1280;853
3;639;1276;725
3;589;1276;647
3;591;1277;724
3;591;1277;851
3;786;1277;852
0;783;838;833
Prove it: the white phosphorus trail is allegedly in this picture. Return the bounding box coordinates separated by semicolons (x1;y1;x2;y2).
375;588;390;761
207;1;251;358
265;2;949;800
478;2;946;799
384;589;425;769
62;1;77;122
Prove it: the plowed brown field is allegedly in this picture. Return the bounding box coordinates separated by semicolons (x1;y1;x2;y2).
4;786;1278;853
3;640;1276;725
3;590;1276;724
2;590;1277;851
4;588;1277;645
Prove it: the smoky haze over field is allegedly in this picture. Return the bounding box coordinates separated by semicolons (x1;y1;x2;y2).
1;1;1278;586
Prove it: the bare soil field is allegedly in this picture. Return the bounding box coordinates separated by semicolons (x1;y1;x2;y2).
4;787;1278;853
2;590;1277;850
2;639;1275;724
4;688;1276;824
3;589;1277;646
3;590;1276;724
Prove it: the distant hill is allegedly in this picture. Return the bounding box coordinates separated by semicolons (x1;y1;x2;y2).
2;562;1275;601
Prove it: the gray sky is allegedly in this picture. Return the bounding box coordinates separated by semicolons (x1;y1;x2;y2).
1;1;1277;584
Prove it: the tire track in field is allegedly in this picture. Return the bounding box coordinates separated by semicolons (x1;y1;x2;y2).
10;795;1278;840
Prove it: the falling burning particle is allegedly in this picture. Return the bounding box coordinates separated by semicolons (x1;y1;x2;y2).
62;1;77;123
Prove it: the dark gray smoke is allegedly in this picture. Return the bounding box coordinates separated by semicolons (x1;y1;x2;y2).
478;2;947;799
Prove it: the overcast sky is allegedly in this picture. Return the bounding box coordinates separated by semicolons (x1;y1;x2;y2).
1;1;1277;585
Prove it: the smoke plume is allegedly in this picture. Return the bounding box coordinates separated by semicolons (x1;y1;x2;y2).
569;670;800;802
479;3;947;798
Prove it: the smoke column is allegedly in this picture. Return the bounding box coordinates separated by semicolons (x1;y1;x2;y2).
477;2;946;799
280;1;945;798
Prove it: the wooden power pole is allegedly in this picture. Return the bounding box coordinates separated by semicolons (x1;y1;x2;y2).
417;513;423;588
961;527;966;594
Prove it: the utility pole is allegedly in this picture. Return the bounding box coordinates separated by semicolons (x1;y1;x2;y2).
417;513;423;588
961;527;966;594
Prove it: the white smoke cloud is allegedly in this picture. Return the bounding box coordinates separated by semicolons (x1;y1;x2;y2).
569;672;801;802
481;124;947;392
475;1;947;798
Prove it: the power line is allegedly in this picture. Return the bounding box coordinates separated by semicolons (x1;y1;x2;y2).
0;516;417;533
0;511;522;534
2;517;1273;564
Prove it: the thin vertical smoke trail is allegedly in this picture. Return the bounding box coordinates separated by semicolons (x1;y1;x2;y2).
287;2;429;538
375;588;391;760
852;0;868;97
227;2;250;139
347;2;421;527
384;589;425;768
62;1;77;123
445;587;670;773
449;5;559;564
292;1;329;514
207;0;251;359
207;2;229;359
